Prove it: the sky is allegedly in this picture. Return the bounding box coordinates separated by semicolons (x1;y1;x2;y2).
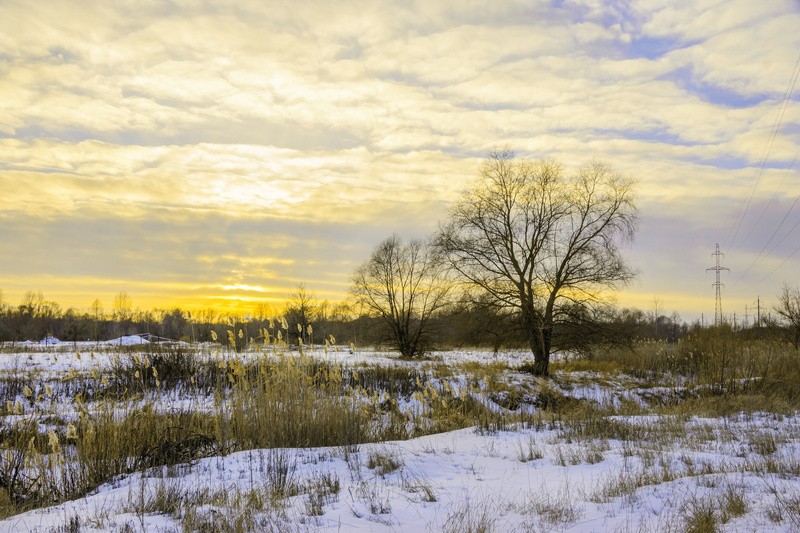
1;0;799;323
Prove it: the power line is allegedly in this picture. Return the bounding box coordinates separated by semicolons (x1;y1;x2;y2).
724;52;800;250
738;150;799;247
732;151;800;285
743;237;800;292
754;297;762;327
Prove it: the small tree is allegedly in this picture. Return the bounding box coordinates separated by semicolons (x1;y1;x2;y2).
89;298;104;342
112;291;134;336
284;283;318;346
195;308;218;343
351;235;451;358
62;308;88;346
160;308;190;341
436;149;638;376
775;283;800;349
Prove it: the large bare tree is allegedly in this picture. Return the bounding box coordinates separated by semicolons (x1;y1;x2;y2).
436;149;638;375
351;235;451;358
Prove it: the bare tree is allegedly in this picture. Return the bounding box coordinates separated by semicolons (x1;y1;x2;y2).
89;298;104;342
775;283;800;349
285;282;318;346
351;235;451;358
195;308;218;343
436;149;638;375
652;296;663;337
112;292;133;322
112;291;134;336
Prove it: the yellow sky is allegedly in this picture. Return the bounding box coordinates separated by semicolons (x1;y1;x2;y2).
1;0;799;321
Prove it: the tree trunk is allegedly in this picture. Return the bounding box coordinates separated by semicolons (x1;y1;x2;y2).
523;306;551;377
529;327;551;377
397;326;415;358
531;356;549;376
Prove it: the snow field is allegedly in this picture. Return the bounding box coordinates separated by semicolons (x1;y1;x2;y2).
1;346;799;532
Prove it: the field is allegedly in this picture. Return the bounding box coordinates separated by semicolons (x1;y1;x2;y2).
1;336;800;532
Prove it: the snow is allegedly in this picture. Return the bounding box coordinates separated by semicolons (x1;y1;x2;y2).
107;335;151;346
3;417;799;532
6;334;156;350
1;347;799;532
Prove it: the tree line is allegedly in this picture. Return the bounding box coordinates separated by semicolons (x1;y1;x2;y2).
0;287;352;349
1;283;795;358
0;285;686;349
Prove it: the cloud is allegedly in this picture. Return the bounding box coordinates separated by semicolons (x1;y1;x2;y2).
0;139;471;226
1;0;799;319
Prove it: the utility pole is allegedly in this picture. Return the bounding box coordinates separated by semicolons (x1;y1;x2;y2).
754;296;762;327
707;244;730;326
744;305;750;328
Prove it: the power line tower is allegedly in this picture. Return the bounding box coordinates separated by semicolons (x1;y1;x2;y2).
706;244;730;326
753;296;762;327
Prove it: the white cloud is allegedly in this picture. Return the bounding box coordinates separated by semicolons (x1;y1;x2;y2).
0;0;798;318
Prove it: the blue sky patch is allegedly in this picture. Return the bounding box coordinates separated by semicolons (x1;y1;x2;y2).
664;66;771;108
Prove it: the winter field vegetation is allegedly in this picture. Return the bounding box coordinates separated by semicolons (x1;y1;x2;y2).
1;327;800;532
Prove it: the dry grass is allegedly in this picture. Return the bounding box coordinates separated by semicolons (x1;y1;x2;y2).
3;329;800;526
0;346;533;518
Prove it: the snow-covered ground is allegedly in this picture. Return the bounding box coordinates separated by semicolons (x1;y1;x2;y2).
3;416;800;532
1;347;799;532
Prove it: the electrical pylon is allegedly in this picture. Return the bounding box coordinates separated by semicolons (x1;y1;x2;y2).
706;244;730;326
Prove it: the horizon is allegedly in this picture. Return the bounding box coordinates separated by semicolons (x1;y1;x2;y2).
0;285;775;328
2;1;799;324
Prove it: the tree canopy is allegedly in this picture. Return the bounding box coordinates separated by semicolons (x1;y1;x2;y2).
436;149;638;375
351;235;450;358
